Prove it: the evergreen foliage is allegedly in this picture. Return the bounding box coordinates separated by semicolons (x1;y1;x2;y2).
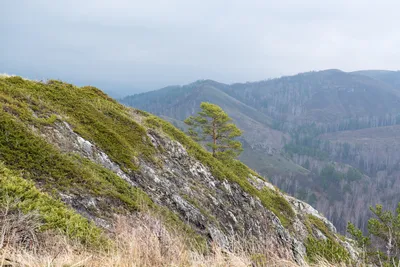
0;162;107;247
347;203;400;266
184;102;243;159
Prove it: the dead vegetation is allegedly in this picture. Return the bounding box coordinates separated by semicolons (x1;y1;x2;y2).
0;197;41;253
0;205;352;267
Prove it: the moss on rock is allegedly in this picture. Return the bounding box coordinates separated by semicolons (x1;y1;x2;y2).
0;163;107;247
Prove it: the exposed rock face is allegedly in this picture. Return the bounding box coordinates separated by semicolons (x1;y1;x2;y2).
40;121;135;187
37;119;356;265
286;195;336;234
120;70;400;237
0;76;364;267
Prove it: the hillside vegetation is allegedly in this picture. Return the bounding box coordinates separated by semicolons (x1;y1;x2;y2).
0;75;356;265
121;69;400;235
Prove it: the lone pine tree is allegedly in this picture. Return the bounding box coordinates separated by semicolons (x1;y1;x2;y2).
184;102;243;160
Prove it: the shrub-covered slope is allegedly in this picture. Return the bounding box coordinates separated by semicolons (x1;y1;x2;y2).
121;70;400;236
0;76;356;265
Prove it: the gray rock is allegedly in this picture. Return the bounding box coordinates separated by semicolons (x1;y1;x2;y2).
38;119;357;265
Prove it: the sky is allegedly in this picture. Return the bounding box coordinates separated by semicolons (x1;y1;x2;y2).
1;0;400;96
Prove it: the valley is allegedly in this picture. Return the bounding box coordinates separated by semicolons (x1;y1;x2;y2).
122;69;400;234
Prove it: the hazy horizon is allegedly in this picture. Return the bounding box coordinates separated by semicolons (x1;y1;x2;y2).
2;68;400;98
2;1;400;96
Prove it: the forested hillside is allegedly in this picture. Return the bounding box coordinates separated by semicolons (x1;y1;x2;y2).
121;69;400;234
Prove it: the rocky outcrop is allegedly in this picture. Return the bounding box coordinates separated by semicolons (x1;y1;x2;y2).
37;117;356;265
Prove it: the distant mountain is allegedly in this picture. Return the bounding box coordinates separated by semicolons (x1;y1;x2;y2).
123;79;272;125
352;70;400;90
121;69;400;233
222;69;400;129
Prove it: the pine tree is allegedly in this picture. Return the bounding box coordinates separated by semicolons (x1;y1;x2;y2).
347;203;400;266
184;102;243;160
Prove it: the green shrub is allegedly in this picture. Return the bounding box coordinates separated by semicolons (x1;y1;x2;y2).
0;109;154;211
0;77;206;250
0;77;156;171
307;215;334;240
0;163;107;248
306;237;351;264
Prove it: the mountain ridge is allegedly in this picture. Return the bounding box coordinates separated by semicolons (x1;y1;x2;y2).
121;69;400;235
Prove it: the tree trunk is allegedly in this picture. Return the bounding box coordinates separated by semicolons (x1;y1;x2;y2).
212;118;216;157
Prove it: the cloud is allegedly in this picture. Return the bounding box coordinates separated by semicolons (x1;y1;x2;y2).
1;0;400;95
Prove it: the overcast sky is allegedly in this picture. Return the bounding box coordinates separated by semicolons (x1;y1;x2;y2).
1;0;400;96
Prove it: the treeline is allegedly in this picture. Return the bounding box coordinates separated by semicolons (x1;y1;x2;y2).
309;113;400;134
285;121;400;175
278;113;400;134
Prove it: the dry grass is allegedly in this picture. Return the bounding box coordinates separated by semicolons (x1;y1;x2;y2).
0;197;41;252
0;211;348;267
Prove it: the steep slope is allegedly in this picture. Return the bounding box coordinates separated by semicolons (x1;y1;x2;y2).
0;76;356;265
226;70;400;233
121;80;303;179
121;69;400;235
